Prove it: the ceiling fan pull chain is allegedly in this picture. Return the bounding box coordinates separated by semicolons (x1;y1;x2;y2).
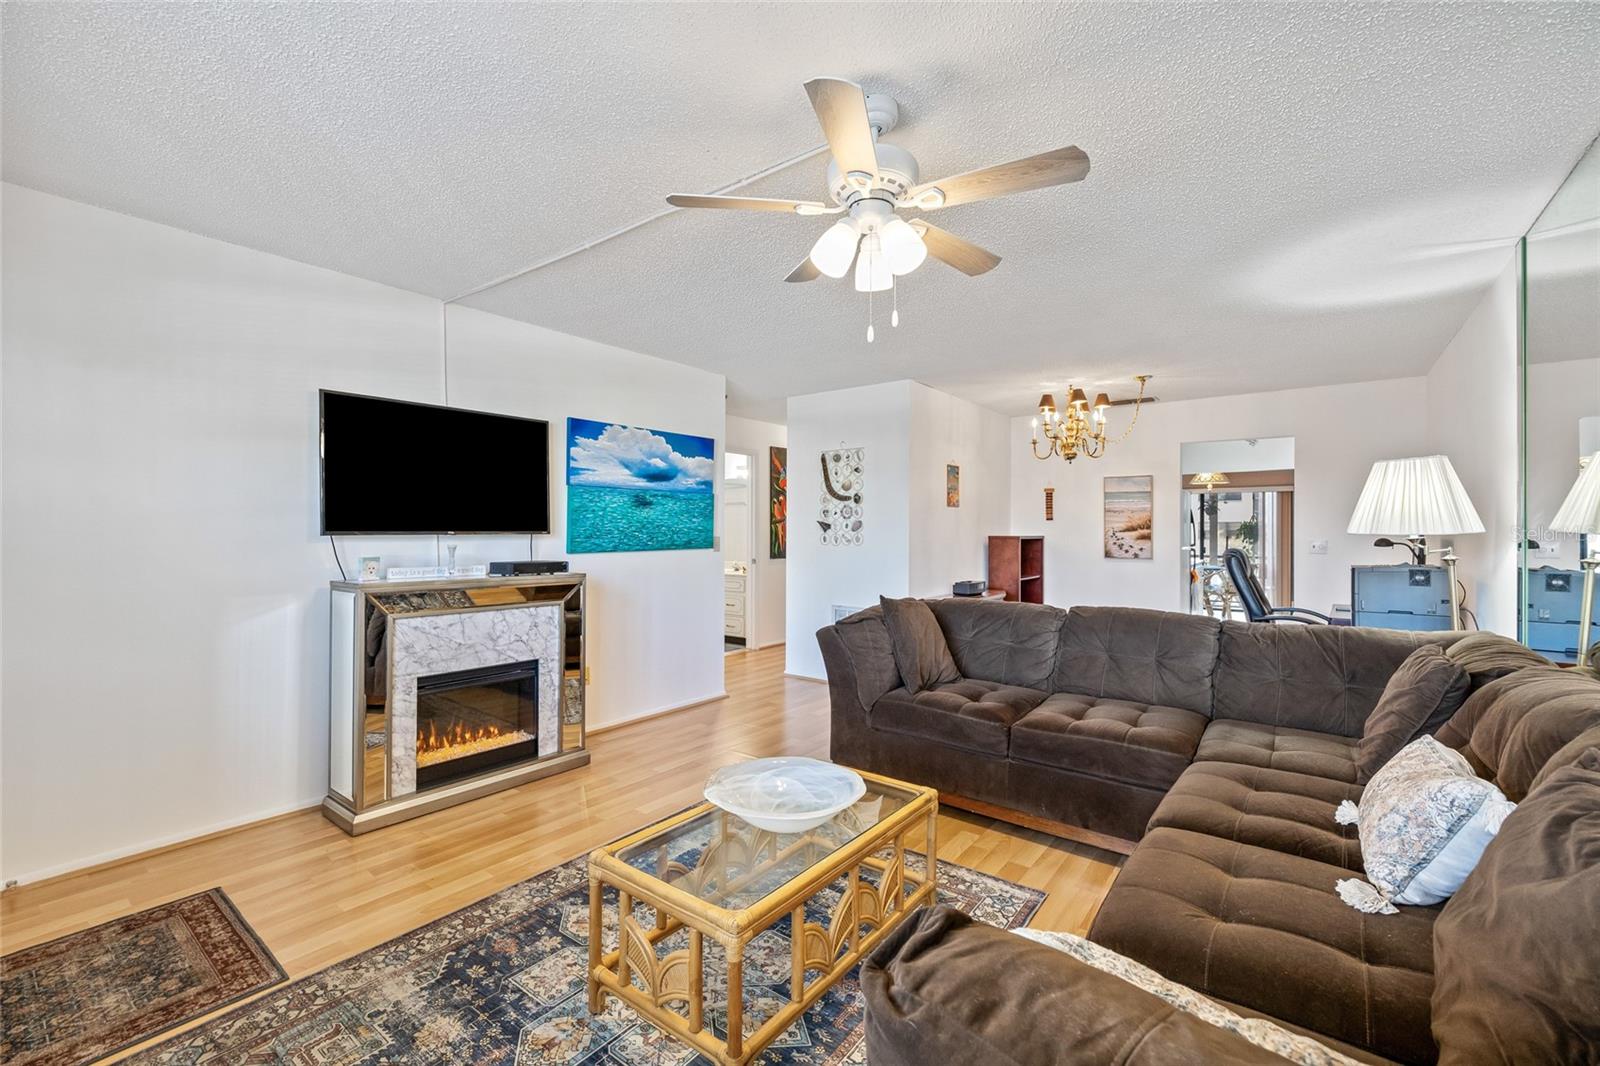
867;288;875;343
892;282;900;328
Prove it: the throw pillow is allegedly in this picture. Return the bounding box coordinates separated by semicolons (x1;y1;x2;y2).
878;596;961;695
1430;747;1600;1065
1443;631;1549;693
1012;928;1364;1066
1355;644;1470;783
1333;735;1515;914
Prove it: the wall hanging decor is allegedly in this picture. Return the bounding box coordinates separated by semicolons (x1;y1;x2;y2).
819;447;865;546
566;417;715;553
946;463;960;507
1044;487;1055;521
769;446;788;559
1104;475;1153;559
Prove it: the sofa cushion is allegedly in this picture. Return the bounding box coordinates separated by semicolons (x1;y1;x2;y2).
1355;645;1470;783
1434;665;1600;800
1148;762;1364;870
871;680;1047;756
1090;826;1441;1065
928;597;1066;690
1196;719;1362;783
1442;631;1548;693
863;905;1307;1066
1053;606;1220;716
879;596;961;694
1431;748;1600;1066
1011;693;1208;790
1214;622;1458;737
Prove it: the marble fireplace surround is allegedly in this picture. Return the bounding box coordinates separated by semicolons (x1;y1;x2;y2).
388;604;562;797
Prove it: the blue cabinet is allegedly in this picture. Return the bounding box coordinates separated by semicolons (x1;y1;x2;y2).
1527;566;1599;661
1352;565;1453;632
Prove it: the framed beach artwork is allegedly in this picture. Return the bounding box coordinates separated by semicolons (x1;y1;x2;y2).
769;446;788;559
566;417;715;553
946;464;960;507
1103;475;1153;559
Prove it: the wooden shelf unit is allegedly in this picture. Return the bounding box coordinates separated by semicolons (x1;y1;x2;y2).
988;535;1046;603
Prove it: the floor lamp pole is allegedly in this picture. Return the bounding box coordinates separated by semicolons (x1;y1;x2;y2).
1441;546;1463;631
1579;553;1598;668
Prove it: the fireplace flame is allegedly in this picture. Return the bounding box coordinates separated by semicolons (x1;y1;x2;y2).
415;720;531;767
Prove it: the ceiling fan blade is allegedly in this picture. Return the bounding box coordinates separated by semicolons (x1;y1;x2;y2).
802;78;879;184
666;194;831;214
784;257;822;283
911;221;1002;276
907;146;1090;209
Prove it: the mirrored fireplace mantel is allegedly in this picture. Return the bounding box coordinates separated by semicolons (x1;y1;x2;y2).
324;573;589;834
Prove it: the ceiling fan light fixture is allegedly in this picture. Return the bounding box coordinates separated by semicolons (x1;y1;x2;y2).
879;217;928;275
809;221;860;279
854;234;894;292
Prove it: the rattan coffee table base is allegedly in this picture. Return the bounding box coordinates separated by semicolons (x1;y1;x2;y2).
586;771;938;1065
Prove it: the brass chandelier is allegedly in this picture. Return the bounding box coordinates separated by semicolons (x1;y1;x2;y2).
1030;375;1152;462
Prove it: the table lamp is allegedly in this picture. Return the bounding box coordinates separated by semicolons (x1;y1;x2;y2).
1550;451;1600;666
1347;455;1484;630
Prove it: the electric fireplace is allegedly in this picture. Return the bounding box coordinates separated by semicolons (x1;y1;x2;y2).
324;574;589;834
415;661;539;788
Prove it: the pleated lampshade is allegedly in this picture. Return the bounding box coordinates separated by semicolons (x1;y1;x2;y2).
1347;456;1485;536
1551;452;1600;535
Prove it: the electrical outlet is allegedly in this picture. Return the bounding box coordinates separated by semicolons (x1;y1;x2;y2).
1310;539;1329;555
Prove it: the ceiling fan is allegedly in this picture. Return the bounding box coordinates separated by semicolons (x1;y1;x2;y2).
666;77;1090;339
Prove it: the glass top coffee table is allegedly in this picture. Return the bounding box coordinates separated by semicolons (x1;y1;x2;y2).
586;767;937;1065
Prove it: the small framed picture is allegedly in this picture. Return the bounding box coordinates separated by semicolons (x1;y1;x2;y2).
946;463;960;508
358;556;381;581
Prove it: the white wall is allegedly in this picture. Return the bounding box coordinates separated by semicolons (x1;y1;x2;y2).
1009;378;1434;615
725;414;787;649
1179;436;1296;474
1;185;726;883
1425;256;1521;635
785;382;913;679
784;380;1011;678
908;382;1011;596
1526;358;1600;569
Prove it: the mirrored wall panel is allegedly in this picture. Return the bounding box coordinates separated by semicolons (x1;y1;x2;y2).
1522;136;1600;661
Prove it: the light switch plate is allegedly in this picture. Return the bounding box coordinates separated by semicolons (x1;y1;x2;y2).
1536;542;1561;558
1310;539;1329;555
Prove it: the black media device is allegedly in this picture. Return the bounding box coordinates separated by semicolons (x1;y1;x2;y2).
320;390;551;535
489;560;570;576
952;580;988;596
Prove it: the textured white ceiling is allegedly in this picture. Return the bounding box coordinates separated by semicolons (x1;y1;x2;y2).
6;3;1599;420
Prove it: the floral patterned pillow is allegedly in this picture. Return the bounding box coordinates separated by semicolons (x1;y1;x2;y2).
1333;735;1515;914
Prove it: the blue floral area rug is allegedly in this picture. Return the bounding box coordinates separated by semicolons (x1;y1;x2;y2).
132;850;1043;1065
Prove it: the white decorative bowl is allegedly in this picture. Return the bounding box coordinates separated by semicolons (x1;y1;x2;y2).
703;758;867;834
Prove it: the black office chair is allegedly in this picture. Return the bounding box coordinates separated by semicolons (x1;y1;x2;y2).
1224;548;1331;624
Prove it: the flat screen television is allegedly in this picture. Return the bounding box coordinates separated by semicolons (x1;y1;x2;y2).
320;390;551;535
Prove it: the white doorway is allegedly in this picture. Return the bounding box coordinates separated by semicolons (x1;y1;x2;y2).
722;452;756;652
1178;437;1296;619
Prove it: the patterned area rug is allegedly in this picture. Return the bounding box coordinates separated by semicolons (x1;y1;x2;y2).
132;852;1043;1064
1;888;285;1066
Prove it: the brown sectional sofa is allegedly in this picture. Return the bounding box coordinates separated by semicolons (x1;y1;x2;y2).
817;598;1597;1064
820;599;1461;844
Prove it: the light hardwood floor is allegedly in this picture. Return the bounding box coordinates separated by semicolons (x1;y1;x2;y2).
0;644;1121;1057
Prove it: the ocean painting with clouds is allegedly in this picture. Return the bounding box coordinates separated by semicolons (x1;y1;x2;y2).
566;418;715;553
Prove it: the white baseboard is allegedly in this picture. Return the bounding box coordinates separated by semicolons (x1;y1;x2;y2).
4;794;324;888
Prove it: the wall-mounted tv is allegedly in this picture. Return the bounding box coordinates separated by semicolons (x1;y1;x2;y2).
320;390;551;535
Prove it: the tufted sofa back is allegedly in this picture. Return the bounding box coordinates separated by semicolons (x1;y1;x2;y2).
1050;606;1221;716
1435;664;1600;801
1210;621;1467;738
